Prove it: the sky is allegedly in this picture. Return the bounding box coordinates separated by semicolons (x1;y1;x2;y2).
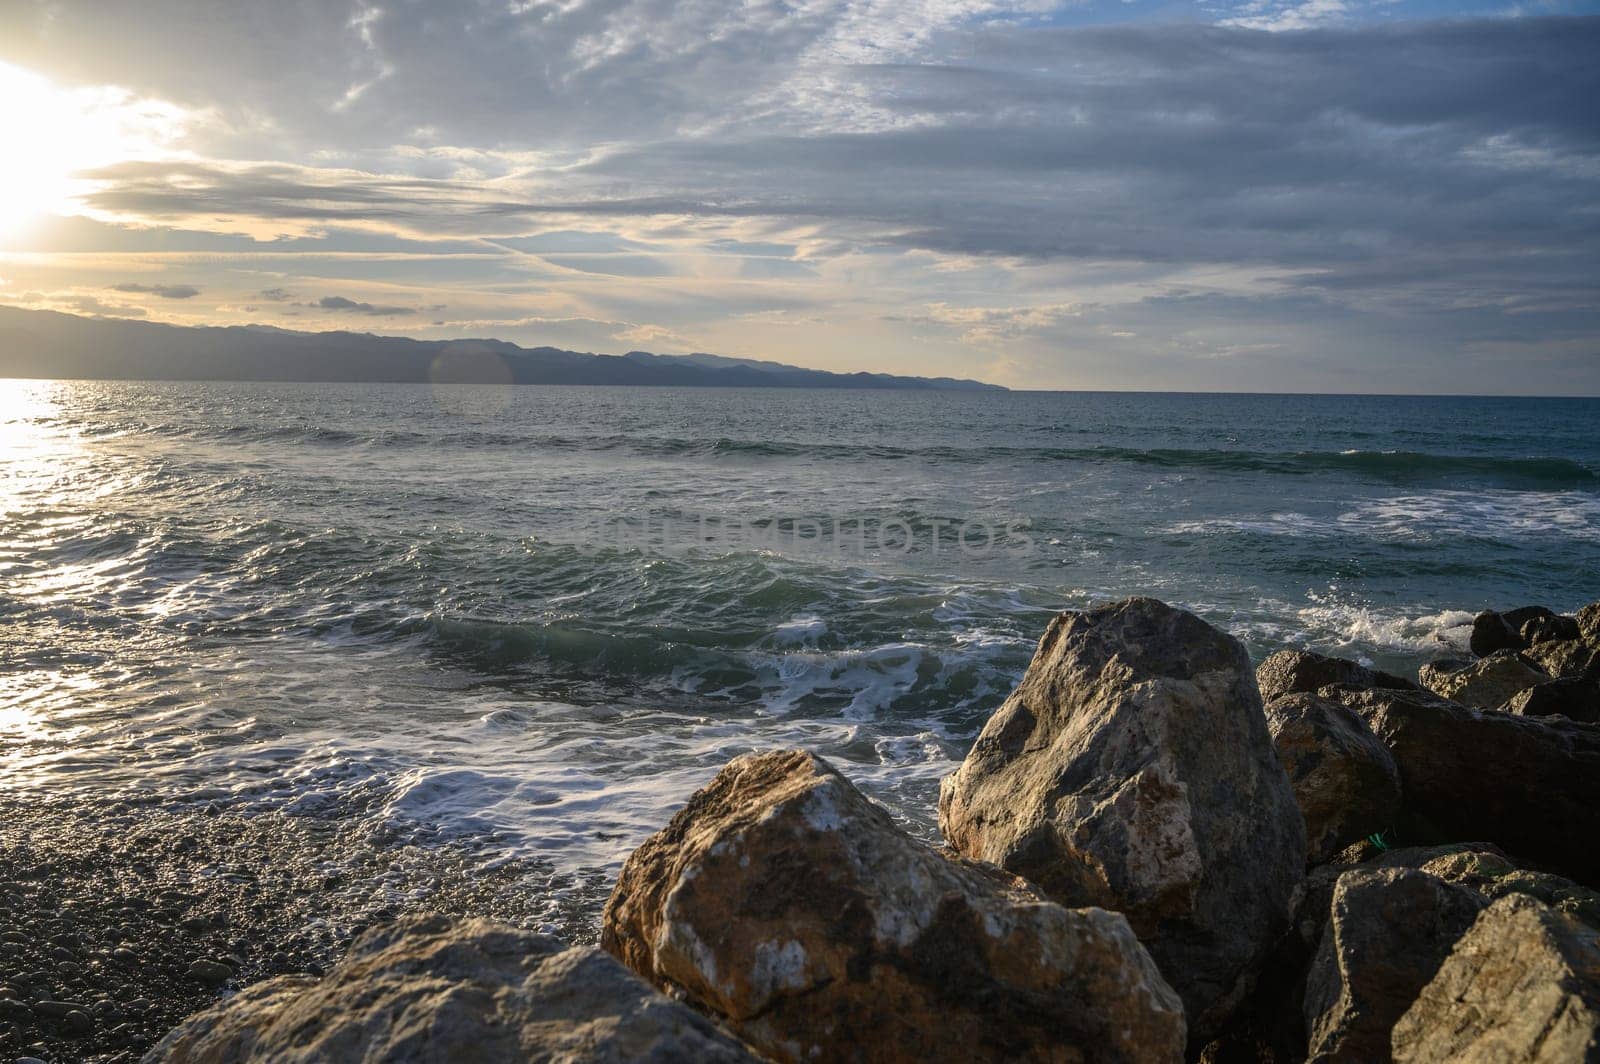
0;0;1596;392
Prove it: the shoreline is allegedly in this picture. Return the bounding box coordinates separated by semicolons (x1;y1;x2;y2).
0;799;605;1064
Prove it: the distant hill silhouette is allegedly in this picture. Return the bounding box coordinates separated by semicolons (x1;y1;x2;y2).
0;307;1004;391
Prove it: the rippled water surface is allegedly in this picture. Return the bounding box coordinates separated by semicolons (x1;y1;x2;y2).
2;380;1597;882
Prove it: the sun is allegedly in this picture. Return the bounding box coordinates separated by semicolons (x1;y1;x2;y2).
0;62;188;241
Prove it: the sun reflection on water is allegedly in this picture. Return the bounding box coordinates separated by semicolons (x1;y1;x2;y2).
1;380;79;762
0;379;67;512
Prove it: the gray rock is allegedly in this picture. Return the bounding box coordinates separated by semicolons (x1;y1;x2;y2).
1303;868;1486;1063
32;1001;89;1019
939;597;1305;1040
145;913;762;1063
184;960;231;987
1256;649;1417;704
1325;685;1600;885
1502;677;1600;722
1418;649;1550;710
1266;693;1403;864
604;749;1185;1064
1392;894;1600;1064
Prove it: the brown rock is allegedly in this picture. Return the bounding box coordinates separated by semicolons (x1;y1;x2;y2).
1418;848;1600;931
1418;650;1550;710
1416;657;1472;692
1522;638;1600;681
1578;602;1600;645
145;914;762;1063
1302;868;1485;1063
1326;685;1600;884
603;749;1186;1064
1256;649;1417;704
938;598;1305;1040
1502;678;1600;722
1265;693;1402;864
1391;895;1600;1063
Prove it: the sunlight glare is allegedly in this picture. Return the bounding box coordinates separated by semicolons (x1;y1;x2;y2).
0;62;190;240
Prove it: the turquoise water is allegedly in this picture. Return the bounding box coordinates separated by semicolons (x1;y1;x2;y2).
2;380;1597;886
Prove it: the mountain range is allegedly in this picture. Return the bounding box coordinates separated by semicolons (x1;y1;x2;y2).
0;306;1004;392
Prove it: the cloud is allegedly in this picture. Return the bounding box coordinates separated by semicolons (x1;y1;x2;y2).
66;295;148;318
4;2;1599;390
317;295;414;316
111;282;201;299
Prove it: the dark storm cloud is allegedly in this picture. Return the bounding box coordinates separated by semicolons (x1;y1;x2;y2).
316;295;415;316
110;282;202;299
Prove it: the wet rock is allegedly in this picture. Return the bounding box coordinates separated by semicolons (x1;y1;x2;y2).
1469;606;1555;657
147;913;761;1063
1502;677;1600;722
1256;649;1417;704
1391;894;1600;1064
1326;685;1600;885
1522;613;1582;646
1303;868;1485;1063
605;749;1185;1064
1417;649;1550;710
1266;693;1403;864
939;598;1305;1040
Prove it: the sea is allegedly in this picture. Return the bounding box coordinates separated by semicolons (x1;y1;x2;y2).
2;380;1598;921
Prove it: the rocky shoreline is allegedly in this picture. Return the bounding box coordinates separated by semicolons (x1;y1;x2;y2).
0;803;604;1064
7;595;1600;1063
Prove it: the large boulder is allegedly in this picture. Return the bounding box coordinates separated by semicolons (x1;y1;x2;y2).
1415;848;1600;931
145;913;762;1063
1502;678;1600;723
1522;637;1600;681
602;749;1186;1064
1256;649;1417;703
1468;606;1557;657
1265;693;1403;864
1391;894;1600;1063
1302;868;1486;1063
1417;650;1550;710
938;598;1305;1039
1325;685;1600;884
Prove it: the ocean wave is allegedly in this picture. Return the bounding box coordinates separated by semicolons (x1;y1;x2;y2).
97;417;1599;487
